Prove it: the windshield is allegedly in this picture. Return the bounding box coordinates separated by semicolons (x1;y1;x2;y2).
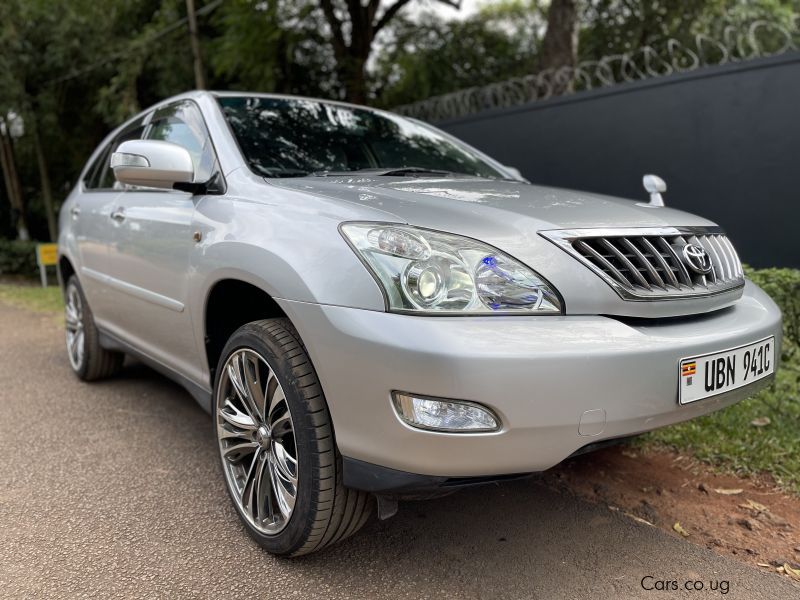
217;96;505;179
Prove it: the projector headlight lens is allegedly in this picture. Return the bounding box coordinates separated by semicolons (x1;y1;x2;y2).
341;223;562;314
392;392;500;432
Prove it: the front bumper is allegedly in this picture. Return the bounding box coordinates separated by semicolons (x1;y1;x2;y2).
278;280;781;489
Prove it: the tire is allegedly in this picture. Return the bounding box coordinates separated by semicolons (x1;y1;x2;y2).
64;275;124;381
213;318;373;556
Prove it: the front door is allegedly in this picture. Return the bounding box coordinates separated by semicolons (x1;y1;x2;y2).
102;100;219;384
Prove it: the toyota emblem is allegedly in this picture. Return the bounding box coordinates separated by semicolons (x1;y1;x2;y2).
681;243;713;274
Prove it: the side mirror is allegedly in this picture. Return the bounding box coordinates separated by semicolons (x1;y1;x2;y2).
111;140;194;189
642;174;666;207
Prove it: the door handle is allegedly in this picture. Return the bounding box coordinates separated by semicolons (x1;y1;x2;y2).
110;208;126;222
70;205;81;219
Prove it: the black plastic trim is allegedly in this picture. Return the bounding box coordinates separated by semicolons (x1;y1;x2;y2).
343;435;643;494
341;456;531;494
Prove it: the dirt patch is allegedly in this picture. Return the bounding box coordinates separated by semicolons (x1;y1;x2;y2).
546;445;800;585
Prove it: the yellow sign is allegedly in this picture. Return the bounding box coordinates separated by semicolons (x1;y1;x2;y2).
36;243;58;288
37;243;58;267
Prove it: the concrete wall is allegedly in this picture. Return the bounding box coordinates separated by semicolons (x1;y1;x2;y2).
440;53;800;268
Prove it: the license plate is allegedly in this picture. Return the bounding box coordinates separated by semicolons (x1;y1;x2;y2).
679;337;775;405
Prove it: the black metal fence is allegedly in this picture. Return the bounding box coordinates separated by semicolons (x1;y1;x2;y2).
438;52;800;268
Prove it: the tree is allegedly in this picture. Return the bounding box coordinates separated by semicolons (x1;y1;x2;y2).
185;0;207;89
539;0;579;78
318;0;460;104
578;0;724;59
576;0;799;62
0;0;167;240
212;0;463;104
210;0;338;98
375;1;548;108
0;116;28;240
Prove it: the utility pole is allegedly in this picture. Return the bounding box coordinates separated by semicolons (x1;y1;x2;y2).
186;0;207;89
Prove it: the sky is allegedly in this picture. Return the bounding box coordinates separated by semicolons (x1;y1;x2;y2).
404;0;484;22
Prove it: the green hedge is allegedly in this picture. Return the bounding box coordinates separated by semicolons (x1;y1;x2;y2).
0;239;40;277
745;266;800;351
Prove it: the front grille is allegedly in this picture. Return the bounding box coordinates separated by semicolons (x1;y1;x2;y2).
541;227;745;301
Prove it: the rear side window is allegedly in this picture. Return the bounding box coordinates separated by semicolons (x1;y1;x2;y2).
83;117;148;190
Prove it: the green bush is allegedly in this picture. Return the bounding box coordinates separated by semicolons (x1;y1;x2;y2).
0;239;40;277
745;266;800;353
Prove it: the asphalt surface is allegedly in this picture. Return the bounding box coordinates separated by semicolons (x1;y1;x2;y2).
1;302;797;599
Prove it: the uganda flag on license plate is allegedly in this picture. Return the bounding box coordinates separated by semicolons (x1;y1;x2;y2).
681;361;697;377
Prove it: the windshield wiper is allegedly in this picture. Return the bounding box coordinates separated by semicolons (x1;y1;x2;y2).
310;167;461;178
257;166;311;178
294;166;521;182
377;167;455;177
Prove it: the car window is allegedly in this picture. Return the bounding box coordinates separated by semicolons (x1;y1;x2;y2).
145;100;215;183
217;96;504;179
89;117;148;190
83;143;112;189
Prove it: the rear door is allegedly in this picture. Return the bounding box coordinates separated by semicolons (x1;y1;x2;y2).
101;100;217;382
74;117;148;326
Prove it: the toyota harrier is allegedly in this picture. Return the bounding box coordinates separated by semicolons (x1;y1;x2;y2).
58;91;781;556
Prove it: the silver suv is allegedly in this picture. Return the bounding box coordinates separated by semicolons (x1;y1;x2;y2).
59;91;782;556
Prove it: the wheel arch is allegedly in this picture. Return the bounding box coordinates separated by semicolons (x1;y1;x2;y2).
203;277;289;386
58;254;77;290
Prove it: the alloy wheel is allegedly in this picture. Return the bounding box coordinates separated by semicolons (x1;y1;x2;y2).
216;349;299;535
64;283;85;371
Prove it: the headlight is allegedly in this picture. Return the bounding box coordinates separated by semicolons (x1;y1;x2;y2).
340;223;562;314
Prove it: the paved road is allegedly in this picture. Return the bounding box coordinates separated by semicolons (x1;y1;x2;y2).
0;302;797;599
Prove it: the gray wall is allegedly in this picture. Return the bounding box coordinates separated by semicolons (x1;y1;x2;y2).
440;53;800;268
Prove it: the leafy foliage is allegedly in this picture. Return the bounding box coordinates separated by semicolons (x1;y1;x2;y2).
579;0;798;62
0;239;38;277
745;266;800;352
209;0;337;98
374;1;548;108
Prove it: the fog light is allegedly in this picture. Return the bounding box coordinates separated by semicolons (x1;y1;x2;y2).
392;392;500;432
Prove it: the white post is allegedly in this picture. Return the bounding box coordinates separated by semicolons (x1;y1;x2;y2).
36;249;48;287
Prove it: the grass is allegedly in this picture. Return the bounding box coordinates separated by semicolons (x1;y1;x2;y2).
0;283;64;314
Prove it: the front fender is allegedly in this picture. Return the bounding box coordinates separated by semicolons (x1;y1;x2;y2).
190;192;385;309
187;190;389;378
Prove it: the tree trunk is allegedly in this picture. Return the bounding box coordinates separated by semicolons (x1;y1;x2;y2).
186;0;207;89
0;126;29;241
539;0;579;95
0;129;15;216
341;55;369;105
30;114;57;242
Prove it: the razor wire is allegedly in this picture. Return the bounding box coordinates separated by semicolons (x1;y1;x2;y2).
393;17;800;121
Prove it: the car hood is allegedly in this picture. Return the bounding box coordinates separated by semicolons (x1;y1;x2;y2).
268;175;716;233
267;175;738;319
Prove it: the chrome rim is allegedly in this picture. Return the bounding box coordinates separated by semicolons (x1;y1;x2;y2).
216;349;298;535
64;283;85;371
